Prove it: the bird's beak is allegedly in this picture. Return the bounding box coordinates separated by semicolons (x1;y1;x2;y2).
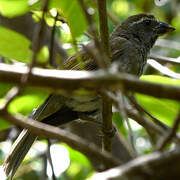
155;21;175;36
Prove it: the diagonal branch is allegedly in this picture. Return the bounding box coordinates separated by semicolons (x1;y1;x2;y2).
0;110;120;170
157;111;180;151
91;149;180;180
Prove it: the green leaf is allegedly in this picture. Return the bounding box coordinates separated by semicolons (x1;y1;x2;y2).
37;46;49;63
8;91;48;115
0;82;13;98
0;118;11;130
0;26;32;62
136;75;180;125
63;143;93;180
50;0;88;37
113;112;127;137
0;88;48;129
140;75;180;86
0;0;30;17
0;99;11;130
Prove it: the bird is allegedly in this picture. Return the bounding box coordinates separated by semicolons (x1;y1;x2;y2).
3;13;175;178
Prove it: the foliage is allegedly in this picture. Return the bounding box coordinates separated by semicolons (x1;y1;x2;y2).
0;0;180;179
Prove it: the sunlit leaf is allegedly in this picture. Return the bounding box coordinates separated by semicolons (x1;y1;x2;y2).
37;46;49;63
0;0;30;17
136;75;180;125
50;0;88;37
8;90;48;115
0;26;32;62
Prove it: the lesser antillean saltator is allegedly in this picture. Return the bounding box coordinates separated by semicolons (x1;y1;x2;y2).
3;13;175;178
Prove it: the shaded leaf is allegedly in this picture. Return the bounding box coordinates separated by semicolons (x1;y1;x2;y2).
0;118;11;130
0;82;13;98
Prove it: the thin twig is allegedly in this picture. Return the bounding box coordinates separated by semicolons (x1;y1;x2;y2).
103;90;137;155
107;8;120;25
157;112;180;151
42;154;48;180
127;108;180;144
149;53;180;65
26;0;50;79
78;0;107;69
81;44;100;64
104;91;180;144
2;87;19;109
117;91;137;154
47;141;56;180
49;12;58;67
148;59;180;79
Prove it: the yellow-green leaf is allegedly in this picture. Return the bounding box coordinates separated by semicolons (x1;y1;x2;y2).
136;75;180;126
0;26;32;62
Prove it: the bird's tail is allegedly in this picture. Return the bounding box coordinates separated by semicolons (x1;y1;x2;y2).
3;129;36;178
3;95;53;178
3;95;79;178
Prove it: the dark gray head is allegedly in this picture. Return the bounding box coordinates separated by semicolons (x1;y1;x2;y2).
111;13;175;50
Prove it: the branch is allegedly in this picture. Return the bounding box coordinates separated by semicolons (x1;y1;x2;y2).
1;63;180;100
78;0;106;69
97;0;112;153
97;0;111;64
149;53;180;65
157;112;180;151
126;108;180;144
91;149;180;180
148;59;180;79
0;110;120;170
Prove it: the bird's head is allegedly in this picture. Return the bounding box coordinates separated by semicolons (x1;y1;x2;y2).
111;13;175;50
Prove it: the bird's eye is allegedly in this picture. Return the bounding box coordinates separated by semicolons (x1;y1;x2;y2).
144;20;151;25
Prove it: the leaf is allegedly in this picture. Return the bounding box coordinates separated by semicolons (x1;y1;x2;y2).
0;88;48;130
113;112;127;137
135;75;180;126
0;26;32;62
0;118;11;130
140;75;180;86
63;143;93;180
50;0;88;37
37;46;49;63
0;82;13;98
0;0;30;17
8;90;48;115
